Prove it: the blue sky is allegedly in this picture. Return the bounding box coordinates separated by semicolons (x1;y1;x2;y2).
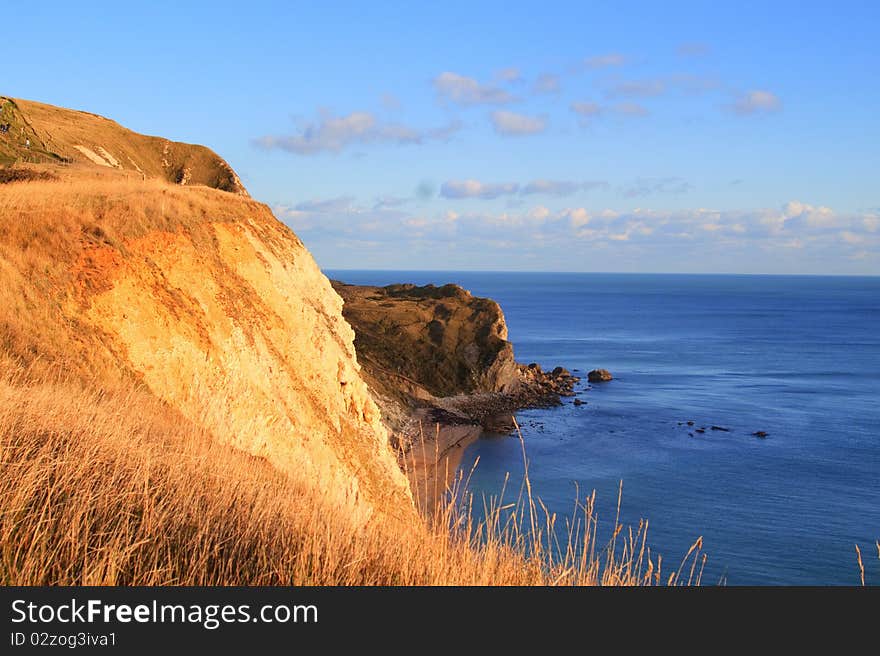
7;1;879;273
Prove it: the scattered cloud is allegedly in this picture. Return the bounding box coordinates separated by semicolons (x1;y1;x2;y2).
570;101;603;118
533;73;561;94
840;230;864;245
373;195;411;210
676;42;711;57
622;177;693;198
293;196;355;213
440;179;520;200
571;100;649;119
730;90;782;115
613;102;650;117
605;74;718;99
495;67;522;83
490;110;547;136
522;179;608;196
279;197;879;272
425;119;465;141
433;72;515;105
528;205;552;221
254;110;461;155
584;53;628;69
607;79;667;99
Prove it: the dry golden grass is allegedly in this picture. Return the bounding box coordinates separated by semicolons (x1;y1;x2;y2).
0;355;710;586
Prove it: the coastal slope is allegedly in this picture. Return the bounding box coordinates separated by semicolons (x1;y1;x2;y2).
0;97;410;519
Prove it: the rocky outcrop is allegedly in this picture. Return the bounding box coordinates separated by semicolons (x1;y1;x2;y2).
588;368;613;382
333;281;579;439
332;281;521;401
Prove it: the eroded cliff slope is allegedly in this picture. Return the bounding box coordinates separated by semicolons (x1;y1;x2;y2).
0;99;410;518
332;282;521;399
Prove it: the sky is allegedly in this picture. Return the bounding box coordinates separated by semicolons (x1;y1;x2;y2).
6;1;879;274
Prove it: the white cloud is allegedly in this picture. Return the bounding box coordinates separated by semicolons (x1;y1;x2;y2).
528;205;551;221
584;53;628;69
731;90;782;115
286;196;879;272
562;208;592;227
433;72;515;105
440;179;520;200
255;110;461;155
490;110;547;136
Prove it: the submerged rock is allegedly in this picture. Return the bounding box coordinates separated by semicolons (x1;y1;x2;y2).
753;431;769;439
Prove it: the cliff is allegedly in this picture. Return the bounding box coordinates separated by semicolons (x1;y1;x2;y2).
332;280;577;432
0;97;410;518
332;281;521;399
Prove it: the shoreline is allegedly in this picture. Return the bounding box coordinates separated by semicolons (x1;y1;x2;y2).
399;364;582;511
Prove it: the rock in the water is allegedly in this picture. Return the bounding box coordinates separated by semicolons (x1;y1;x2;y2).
552;366;570;377
753;431;769;439
695;428;705;434
573;398;584;406
710;425;730;432
587;368;613;383
687;420;695;426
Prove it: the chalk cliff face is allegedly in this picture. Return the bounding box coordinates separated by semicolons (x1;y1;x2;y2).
0;98;411;515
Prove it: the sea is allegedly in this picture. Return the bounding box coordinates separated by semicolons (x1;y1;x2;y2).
327;271;880;585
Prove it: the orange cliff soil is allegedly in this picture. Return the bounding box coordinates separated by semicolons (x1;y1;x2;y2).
0;160;412;521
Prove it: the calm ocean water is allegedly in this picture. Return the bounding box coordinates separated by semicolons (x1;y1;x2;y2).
328;271;880;585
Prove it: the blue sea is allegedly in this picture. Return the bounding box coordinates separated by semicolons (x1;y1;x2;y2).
328;271;880;585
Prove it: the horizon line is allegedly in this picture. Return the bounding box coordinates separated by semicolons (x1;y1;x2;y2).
323;268;879;278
